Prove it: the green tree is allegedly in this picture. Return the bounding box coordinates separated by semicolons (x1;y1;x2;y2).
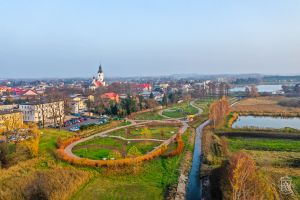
121;95;137;115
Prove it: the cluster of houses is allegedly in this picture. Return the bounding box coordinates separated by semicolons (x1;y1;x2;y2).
1;64;232;132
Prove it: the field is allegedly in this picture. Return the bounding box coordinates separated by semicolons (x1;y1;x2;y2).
162;102;198;118
228;137;300;152
39;128;74;155
0;120;192;200
134;111;165;120
71;155;183;200
232;96;300;116
72;137;161;160
71;130;192;200
227;136;300;196
0;128;91;200
109;125;179;139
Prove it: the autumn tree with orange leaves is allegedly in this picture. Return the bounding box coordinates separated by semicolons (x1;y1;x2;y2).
209;97;230;128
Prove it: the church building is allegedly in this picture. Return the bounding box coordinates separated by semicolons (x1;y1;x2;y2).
90;64;106;90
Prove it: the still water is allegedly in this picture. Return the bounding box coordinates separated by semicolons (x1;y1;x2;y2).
233;116;300;130
231;85;282;93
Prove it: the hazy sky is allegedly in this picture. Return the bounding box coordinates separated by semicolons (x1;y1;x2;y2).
0;0;300;78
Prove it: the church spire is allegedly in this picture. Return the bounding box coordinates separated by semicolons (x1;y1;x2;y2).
98;64;103;73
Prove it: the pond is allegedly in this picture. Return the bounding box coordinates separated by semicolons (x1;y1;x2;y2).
231;84;282;93
233;116;300;130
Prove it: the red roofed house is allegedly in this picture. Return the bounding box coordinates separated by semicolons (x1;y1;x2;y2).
132;84;152;93
100;92;120;103
10;88;25;95
22;89;38;96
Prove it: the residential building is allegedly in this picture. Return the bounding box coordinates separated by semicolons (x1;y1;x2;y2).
101;92;120;103
68;95;87;114
19;100;64;127
132;83;152;93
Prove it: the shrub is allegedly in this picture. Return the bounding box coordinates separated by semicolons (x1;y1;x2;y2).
227;112;239;128
164;134;184;157
127;146;142;157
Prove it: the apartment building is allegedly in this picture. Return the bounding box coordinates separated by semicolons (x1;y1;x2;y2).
19;100;64;127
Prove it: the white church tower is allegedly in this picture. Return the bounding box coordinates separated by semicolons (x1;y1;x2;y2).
98;64;105;85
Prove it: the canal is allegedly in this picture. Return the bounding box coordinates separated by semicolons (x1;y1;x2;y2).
186;120;210;200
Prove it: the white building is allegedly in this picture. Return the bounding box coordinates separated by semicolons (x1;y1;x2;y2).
68;95;87;114
19;100;64;127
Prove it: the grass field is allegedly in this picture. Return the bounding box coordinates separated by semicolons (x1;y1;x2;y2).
232;96;300;116
0;128;92;200
162;102;198;118
194;98;215;113
109;125;179;139
39;128;74;155
1;120;190;200
228;137;300;152
228;136;300;196
71;130;192;200
134;111;165;120
72;137;161;160
72;156;182;200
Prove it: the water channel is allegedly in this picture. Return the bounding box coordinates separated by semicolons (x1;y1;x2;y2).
186;120;210;200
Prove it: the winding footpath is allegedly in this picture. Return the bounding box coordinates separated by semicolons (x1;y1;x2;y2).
159;100;203;120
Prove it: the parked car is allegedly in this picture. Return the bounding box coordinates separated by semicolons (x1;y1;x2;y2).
69;126;80;132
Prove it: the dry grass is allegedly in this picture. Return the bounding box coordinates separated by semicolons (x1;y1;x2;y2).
0;158;90;200
242;150;300;167
232;96;300;116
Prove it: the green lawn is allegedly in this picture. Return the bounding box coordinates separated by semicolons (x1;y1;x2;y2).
39;128;74;155
72;151;183;200
134;111;165;120
72;137;161;159
162;102;198;118
73;148;112;160
75;137;124;148
228;137;300;152
109;126;179;139
126;141;161;154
